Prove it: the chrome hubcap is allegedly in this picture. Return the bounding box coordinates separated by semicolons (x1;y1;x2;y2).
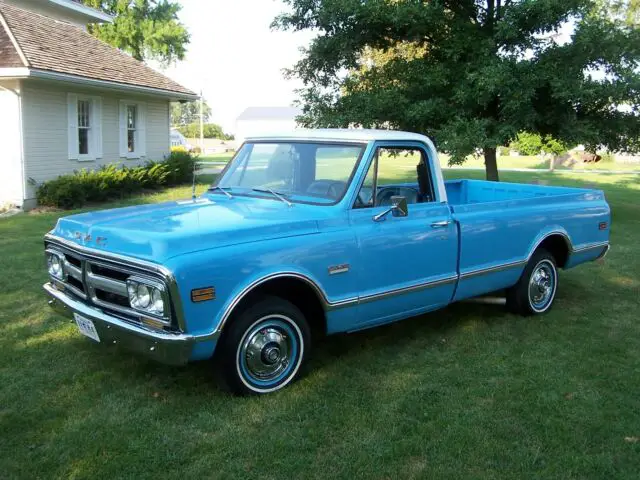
529;262;554;308
242;326;291;381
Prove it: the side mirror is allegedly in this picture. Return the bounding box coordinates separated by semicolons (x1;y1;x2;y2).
391;196;408;217
373;195;409;222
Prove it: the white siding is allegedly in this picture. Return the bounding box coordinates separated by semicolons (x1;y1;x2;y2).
0;80;24;207
21;80;171;202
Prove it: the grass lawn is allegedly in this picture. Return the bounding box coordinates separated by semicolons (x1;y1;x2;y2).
1;168;639;478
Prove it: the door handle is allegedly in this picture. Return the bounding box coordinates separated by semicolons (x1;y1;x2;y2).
430;220;451;228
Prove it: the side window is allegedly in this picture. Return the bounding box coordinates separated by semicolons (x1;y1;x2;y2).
354;146;434;208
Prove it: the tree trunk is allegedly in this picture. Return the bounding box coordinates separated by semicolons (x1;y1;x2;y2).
484;147;499;181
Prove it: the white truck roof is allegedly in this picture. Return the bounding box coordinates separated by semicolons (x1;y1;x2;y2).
245;128;434;144
244;129;446;202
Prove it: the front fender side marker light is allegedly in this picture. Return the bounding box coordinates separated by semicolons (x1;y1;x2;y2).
191;287;215;302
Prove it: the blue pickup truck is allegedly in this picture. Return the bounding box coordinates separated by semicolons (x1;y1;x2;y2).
44;129;610;394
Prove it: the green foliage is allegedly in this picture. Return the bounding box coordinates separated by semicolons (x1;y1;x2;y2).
276;0;640;181
176;122;234;140
171;100;212;126
160;150;198;185
36;152;197;209
82;0;190;63
511;132;568;156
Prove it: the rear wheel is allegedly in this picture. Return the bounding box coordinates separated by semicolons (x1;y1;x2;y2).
219;296;310;395
506;249;558;316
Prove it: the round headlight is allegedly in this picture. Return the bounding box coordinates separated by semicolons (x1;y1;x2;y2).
136;284;151;308
47;252;64;280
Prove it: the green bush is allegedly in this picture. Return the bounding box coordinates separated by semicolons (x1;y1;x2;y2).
36;151;197;209
162;150;198;185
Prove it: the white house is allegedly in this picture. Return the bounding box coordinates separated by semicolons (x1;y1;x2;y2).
0;0;197;209
235;106;302;144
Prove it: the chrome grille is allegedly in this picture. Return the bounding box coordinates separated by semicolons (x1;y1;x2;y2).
48;244;172;326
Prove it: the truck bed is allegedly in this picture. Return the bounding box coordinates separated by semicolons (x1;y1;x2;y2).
444;179;594;206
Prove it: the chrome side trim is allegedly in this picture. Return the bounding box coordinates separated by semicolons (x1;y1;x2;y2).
216;272;459;336
358;275;458;304
215;272;347;336
459;259;527;280
572;241;610;254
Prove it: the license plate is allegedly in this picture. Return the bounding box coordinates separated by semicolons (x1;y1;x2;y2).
74;313;100;342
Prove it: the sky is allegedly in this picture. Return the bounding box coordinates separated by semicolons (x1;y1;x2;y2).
158;0;316;134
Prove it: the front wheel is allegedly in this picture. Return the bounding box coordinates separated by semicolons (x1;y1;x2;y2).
219;296;310;395
506;249;558;316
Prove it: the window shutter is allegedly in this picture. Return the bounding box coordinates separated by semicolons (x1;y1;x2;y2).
138;102;147;158
93;97;103;159
67;93;78;160
119;100;127;158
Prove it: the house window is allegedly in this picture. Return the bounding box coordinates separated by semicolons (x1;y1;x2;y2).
68;93;102;161
120;101;146;159
78;100;91;155
127;105;137;152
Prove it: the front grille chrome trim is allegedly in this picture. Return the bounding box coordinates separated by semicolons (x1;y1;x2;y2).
45;237;174;328
86;271;128;297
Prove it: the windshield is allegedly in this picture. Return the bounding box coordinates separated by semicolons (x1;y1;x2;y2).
213;141;365;205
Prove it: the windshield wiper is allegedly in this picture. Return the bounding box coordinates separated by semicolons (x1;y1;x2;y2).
208;186;233;199
252;188;292;207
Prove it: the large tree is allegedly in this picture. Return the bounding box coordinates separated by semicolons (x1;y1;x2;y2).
171;100;212;126
83;0;189;64
275;0;640;181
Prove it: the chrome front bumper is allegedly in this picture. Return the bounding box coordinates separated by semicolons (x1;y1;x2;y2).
44;282;197;365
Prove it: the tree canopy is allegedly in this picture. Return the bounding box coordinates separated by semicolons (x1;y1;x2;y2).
176;123;234;141
275;0;640;180
171;100;212;126
83;0;189;64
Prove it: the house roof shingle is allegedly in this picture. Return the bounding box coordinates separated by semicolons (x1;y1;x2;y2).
0;1;195;98
0;15;22;67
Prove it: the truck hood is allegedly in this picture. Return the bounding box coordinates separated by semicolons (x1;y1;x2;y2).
50;196;321;262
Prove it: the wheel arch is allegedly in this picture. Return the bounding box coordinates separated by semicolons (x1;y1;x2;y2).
215;272;328;340
528;230;572;268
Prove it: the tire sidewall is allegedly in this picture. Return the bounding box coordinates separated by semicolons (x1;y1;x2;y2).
221;296;310;395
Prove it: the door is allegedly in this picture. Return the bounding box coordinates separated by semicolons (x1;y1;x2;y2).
348;142;458;328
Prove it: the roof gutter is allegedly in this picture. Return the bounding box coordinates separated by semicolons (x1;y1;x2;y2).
47;0;114;23
0;68;198;101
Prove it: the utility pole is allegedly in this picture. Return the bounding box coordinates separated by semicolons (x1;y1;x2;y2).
199;90;204;152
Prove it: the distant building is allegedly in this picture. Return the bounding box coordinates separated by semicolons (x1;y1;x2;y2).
235;107;302;143
170;128;193;150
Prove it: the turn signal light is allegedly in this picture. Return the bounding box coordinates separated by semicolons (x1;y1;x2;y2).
191;287;215;302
